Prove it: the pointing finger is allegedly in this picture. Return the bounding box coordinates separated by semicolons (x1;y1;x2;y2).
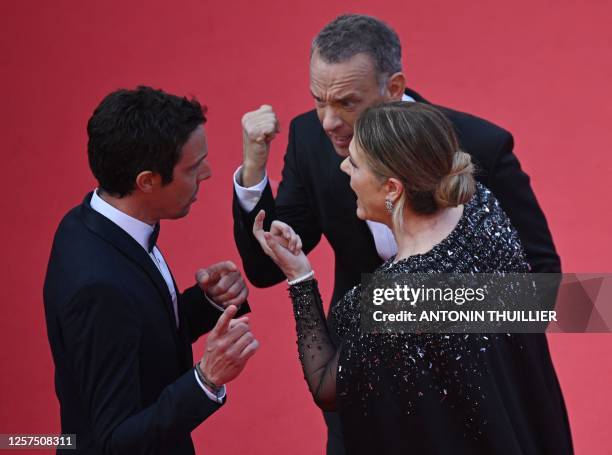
213;305;238;335
195;269;209;284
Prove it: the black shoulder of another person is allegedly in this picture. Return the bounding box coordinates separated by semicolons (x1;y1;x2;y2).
434;104;513;161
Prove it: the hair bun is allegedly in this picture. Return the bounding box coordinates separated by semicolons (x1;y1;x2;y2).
434;150;476;208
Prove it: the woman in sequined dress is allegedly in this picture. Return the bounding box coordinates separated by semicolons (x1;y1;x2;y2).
252;102;573;454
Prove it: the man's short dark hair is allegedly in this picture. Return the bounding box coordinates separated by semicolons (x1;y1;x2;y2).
87;86;206;197
312;14;402;84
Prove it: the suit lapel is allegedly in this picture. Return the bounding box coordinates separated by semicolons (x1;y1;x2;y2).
405;88;470;152
163;264;193;369
78;193;179;332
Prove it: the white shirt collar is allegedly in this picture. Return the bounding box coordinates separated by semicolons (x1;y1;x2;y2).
90;189;155;251
402;93;416;102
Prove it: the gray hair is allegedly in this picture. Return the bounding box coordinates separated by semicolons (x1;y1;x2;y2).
312;14;403;87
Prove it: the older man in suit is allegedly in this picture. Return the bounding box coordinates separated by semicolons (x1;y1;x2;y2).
44;86;258;454
232;14;566;455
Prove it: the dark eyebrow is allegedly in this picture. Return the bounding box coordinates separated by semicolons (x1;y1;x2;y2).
333;94;360;103
310;91;360;104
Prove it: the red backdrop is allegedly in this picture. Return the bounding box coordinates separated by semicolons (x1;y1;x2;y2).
1;1;611;453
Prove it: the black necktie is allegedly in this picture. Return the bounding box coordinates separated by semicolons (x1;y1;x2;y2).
148;223;160;253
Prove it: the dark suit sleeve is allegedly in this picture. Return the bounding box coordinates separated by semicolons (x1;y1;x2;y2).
180;284;251;343
233;118;322;287
486;133;561;273
62;284;221;455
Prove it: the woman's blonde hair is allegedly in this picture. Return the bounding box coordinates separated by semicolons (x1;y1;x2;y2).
354;101;475;229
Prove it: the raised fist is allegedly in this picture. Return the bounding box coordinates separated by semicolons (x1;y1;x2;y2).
240;105;280;187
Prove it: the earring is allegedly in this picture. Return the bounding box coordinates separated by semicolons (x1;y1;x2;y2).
385;199;394;213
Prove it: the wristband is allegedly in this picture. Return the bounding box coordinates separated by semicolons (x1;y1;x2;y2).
287;270;315;286
195;362;223;395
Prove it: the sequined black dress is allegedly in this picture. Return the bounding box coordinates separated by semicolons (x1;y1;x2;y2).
289;184;572;454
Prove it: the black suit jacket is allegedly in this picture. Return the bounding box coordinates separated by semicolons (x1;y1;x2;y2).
233;89;561;307
44;194;249;454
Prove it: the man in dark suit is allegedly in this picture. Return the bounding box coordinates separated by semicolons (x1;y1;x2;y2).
44;86;259;454
232;14;564;455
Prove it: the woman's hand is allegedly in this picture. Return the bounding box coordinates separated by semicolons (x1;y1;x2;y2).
252;210;312;281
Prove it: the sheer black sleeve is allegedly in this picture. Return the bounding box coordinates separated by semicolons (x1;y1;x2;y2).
289;279;340;411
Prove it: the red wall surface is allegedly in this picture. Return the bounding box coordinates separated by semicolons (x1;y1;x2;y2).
1;1;611;453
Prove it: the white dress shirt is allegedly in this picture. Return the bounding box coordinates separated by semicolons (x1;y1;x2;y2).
90;189;225;403
233;94;415;260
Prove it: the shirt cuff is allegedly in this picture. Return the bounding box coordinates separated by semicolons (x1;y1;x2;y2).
233;166;268;213
204;292;226;312
203;292;243;316
194;369;226;403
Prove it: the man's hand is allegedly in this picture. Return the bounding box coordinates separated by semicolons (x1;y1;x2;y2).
196;261;248;308
252;210;312;281
199;305;259;386
241;105;280;187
